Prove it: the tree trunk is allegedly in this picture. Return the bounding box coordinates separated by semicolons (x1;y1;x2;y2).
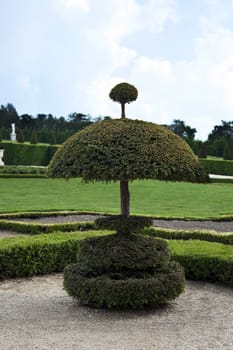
121;103;126;118
120;180;130;218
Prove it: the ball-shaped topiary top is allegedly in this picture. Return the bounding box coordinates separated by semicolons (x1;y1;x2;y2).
47;118;209;183
109;82;138;105
109;82;138;118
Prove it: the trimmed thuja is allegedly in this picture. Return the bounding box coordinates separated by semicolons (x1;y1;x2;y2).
47;82;208;309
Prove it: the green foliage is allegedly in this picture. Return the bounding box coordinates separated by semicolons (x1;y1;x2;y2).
64;261;184;309
0;219;96;235
207;120;233;157
75;234;170;273
200;158;233;176
1;232;233;289
198;142;207;158
1;141;59;165
169;240;233;286
95;215;153;234
47;119;208;183
223;141;232;160
0;231;108;280
64;234;185;308
144;227;233;245
49;131;57;145
0;165;46;174
17;129;25;143
211;178;233;184
168;119;197;141
30;130;38;144
109;82;138;105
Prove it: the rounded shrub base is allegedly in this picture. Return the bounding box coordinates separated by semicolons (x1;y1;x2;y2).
64;261;185;309
63;234;185;309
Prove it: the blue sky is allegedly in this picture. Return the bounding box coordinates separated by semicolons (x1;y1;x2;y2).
1;0;233;140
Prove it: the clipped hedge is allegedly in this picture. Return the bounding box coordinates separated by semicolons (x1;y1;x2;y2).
1;142;59;166
0;165;46;174
144;227;233;245
0;231;109;280
169;240;233;286
200;158;233;176
1;232;233;288
0;174;45;178
95;215;153;234
64;261;184;309
0;220;96;235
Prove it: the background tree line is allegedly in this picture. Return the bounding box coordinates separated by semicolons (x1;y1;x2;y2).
0;103;232;159
0;103;109;145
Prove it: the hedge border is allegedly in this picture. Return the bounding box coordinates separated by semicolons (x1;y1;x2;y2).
0;233;233;288
0;210;233;222
0;220;96;235
200;158;233;176
144;227;233;245
0;174;45;178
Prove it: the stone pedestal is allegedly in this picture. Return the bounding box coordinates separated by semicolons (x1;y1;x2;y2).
10;133;16;141
0;149;4;166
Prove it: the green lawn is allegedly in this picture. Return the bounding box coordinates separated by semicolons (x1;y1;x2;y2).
0;178;232;218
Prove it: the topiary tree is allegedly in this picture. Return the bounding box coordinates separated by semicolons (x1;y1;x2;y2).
109;82;138;118
30;130;38;144
17;129;25;143
198;141;207;158
47;83;209;309
223;141;232;160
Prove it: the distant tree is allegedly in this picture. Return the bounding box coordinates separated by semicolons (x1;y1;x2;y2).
17;129;25;143
30;130;38;144
19;114;34;129
198;142;207;158
0;103;19;128
0;130;2;142
207;120;233;157
168;119;197;140
208;120;233;141
109;82;138;118
223;141;232;160
49;131;57;145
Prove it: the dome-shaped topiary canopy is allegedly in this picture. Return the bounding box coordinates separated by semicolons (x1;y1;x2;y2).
47;118;208;183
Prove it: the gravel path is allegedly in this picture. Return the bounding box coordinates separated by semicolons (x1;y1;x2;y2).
3;214;232;234
0;274;232;350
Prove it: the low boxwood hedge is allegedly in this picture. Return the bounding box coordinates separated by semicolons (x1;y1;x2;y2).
0;165;47;174
144;227;233;245
200;158;233;176
169;240;233;286
1;232;233;288
0;231;110;280
1;142;59;166
0;220;96;235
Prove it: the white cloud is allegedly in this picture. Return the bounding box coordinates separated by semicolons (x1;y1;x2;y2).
3;0;233;140
52;0;89;14
140;0;177;32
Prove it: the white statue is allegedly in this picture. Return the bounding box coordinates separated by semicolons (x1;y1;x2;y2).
11;123;15;134
0;149;4;166
10;123;16;141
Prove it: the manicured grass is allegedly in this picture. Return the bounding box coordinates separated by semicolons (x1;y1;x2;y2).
0;178;232;218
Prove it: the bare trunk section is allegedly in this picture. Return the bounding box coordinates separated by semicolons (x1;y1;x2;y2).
120;180;130;218
121;103;126;118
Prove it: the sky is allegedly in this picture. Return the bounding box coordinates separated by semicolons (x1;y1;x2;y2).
1;0;233;140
